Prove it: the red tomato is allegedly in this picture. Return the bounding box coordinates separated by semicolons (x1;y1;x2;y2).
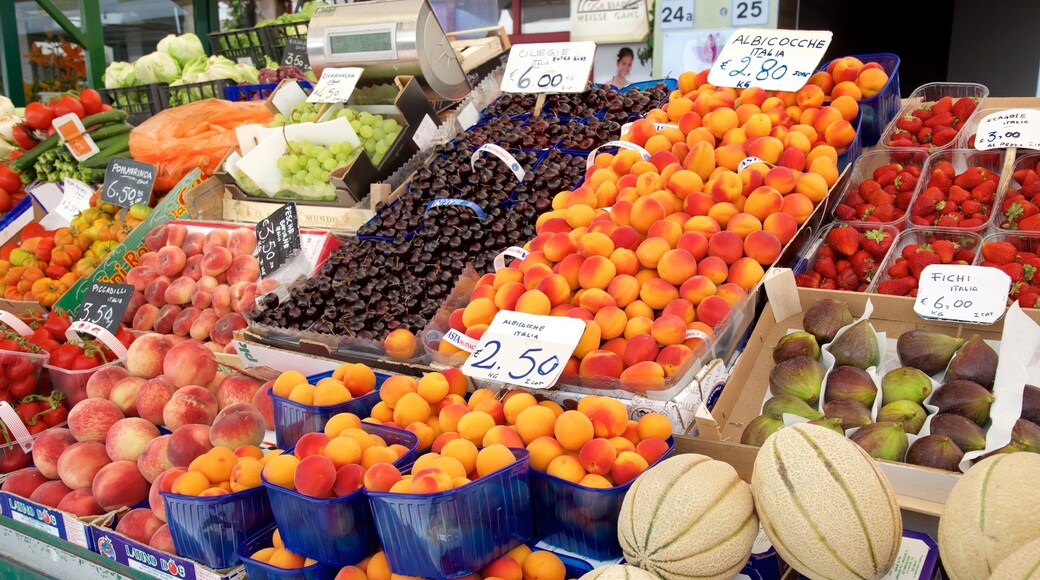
10;125;35;151
115;327;134;349
6;356;33;379
9;376;35;399
24;103;55;131
78;89;103;116
49;344;80;369
35;339;60;353
43;311;71;340
0;165;20;195
50;96;85;120
15;401;40;425
26;421;47;435
0;339;21;353
0;445;30;473
72;353;100;370
40;406;67;427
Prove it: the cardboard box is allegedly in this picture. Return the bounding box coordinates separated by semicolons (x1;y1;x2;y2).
220;182;374;233
88;523;245;580
0;490;99;548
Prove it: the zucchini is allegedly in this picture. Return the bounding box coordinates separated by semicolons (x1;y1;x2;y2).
10;132;59;173
94;133;131;150
82;136;131;169
87;123;132;141
81;110;129;128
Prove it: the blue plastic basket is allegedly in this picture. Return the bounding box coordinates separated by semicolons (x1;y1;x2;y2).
224;81;313;102
531;437;676;561
162;483;273;569
836;109;864;172
263;423;419;566
367;448;533;579
238;523;339;580
271;370;391;449
819;53;901;147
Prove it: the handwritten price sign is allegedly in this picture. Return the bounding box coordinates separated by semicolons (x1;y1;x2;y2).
462;311;585;389
73;283;134;335
914;265;1011;325
307;67;363;103
256;202;301;277
974;109;1040;150
708;28;831;92
501;42;596;94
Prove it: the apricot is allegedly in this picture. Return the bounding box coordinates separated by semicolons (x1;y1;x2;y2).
392;393;431;427
360;446;397;470
380;376;417;409
545;454;585;484
476;444;516;478
462;297;498;328
578;349;623;379
744;230;782;265
521;551;567;580
611;451;650;485
624;300;654;321
780;192;814;224
764;211;799;244
638;278;679;310
554;411;594;452
696;295;732;328
456;411;496;445
262;454;301;490
493;282;526;312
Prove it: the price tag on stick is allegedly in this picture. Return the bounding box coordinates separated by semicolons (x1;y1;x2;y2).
462;311;585;389
307;67;363;103
281;36;311;72
974;109;1040;150
256;202;302;277
707;28;832;92
914;265;1012;325
102;158;157;208
73;283;135;335
501;42;597;94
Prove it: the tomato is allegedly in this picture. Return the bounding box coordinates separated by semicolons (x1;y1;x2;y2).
43;311;71;340
15;401;40;425
72;353;101;370
40;405;67;427
9;376;35;399
6;356;33;379
115;327;134;349
29;328;52;345
10;125;35;151
0;445;30;473
35;339;59;353
78;89;103;116
100;104;113;112
49;343;80;369
23;103;55;131
50;96;84;120
0;165;20;195
0;338;21;353
26;421;47;435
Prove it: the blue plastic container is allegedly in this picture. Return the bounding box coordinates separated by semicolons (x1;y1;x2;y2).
531;437;676;561
271;369;391;449
367;448;533;579
224;81;314;102
836;110;864;172
239;523;338;580
263;423;419;566
819;53;901;147
162;483;273;569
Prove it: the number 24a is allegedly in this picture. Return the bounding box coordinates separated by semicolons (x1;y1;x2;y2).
735;0;763;19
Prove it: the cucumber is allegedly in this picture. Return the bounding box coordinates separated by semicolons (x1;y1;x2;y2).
10;132;59;173
87;123;132;141
94;133;130;150
82;135;131;169
81;110;129;128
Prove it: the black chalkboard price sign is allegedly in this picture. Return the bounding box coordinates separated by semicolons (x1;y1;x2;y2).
256;202;301;277
281;36;311;72
75;283;135;334
102;158;157;208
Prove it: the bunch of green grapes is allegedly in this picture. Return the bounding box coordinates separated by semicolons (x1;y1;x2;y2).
335;108;403;165
275;140;358;199
269;101;324;127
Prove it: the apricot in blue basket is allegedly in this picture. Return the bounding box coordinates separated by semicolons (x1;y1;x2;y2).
324;412;363;438
272;370;307;398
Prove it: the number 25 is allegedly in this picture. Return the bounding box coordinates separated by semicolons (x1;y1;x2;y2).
736;0;763;19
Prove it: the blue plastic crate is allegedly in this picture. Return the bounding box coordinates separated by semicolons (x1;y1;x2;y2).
239;523;339;580
837;109;864;172
161;483;273;569
819;53;901;147
225;81;313;102
271;370;391;449
531;437;675;561
367;448;533;579
263;422;418;567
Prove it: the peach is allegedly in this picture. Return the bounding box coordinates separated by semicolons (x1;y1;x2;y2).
515;405;557;445
210;284;232;316
696;295;732;328
162;385;217;429
199;246;233;278
189;275;218;309
124;333;171;379
578;349;623;379
162;277;196;306
227;254;260;285
181;231;205;256
92;460;149;511
68;397;124;443
144;224;171;252
149;525;175;553
229;281;258;314
727;256;765;291
1;467;49;498
146;468;183;521
578;438;617;476
132;303;160;332
55;488;104;517
29;480;72;508
180;255;204;281
148;304;179;335
163;340;217;388
156;246;187;277
545;454;585;483
294;454;337;498
117;507;164;544
29;427;75;481
108;376;145;416
221;227;256;256
143;274;172;306
84;367;128;403
166;424;212;468
210;403;265;449
214;373;262;410
137;435;174;483
105;417;159;462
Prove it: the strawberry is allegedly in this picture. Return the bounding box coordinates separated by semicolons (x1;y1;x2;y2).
931;239;958;263
837;268;860;290
936;214;961;227
877;276;918;296
928;169;953;191
935;160;957;179
817;246;835;260
971;180;997;204
902;244;922;260
819;278;838;290
981;241;1018;265
924;111;955;129
835;204;858;221
955;249;976;262
836;259;852;273
813;256;837;278
951;97;977;122
1019;214;1040;231
853;259;877;283
1026;264;1038;283
999;262;1026;284
872;203;898;222
912;108;934;122
795;272;822;288
912;196;937;218
948;185;971;204
826;226;861;257
954;167;989;189
895;190;915;210
961;199;983;216
916;127;933;144
894;171;918;192
887;259;910;278
895;115;923;133
909;250;941;277
865;189;894;207
932;128;959;147
931;96;954;115
960;218;985;229
862;228;893;260
1018;293;1040;309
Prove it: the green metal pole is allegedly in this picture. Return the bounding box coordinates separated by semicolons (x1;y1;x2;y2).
79;0;105;88
194;0;220;54
0;0;25;106
34;0;88;47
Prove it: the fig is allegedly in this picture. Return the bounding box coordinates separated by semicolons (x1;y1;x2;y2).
823;399;872;431
896;329;965;376
906;435;964;471
850;422;909;462
762;394;824;421
802;298;853;344
829;319;880;370
807;417;845;435
1011;419;1040;453
824;365;878;408
768;356;825;405
946;334;998;390
1023;385;1040;425
877;400;927;435
932;380;995;426
929;413;986;452
772;331;820;364
741;415;784;447
881;366;933;406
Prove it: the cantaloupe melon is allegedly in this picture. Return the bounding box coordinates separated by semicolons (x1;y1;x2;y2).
617;454;757;580
751;423;901;580
989;535;1040;579
938;453;1040;580
578;564;663;579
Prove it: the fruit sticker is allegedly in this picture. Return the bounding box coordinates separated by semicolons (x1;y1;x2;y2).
974;109;1040;151
708;28;832;92
914;264;1011;324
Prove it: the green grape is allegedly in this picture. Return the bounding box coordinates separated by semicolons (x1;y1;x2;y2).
382;119;399;133
375;141;390;155
323;158;338;171
359;125;374;139
359;111;375;125
350;120;362;133
329;143;341;155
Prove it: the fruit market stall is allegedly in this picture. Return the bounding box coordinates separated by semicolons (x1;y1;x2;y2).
4;10;1040;580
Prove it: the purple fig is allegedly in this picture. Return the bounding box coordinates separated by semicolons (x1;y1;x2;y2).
906;435;964;471
825;365;877;408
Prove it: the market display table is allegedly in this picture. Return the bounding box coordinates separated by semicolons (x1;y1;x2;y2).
0;516;149;580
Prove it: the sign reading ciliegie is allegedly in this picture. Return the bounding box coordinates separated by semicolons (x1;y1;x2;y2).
501;42;597;94
707;28;832;92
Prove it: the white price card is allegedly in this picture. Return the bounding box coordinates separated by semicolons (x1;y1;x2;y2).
731;0;770;27
462;311;585;389
307;67;363;103
658;0;695;30
707;28;831;92
501;42;597;94
914;265;1012;325
974;109;1040;150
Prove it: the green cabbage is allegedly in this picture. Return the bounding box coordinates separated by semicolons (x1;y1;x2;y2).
157;33;206;68
103;61;137;89
133;52;180;84
232;64;259;84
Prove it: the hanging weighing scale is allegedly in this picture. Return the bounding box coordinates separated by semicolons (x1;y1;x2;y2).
307;0;471;101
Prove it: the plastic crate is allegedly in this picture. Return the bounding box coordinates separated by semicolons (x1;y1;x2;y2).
819;53;901;146
263;423;418;566
224;81;313;102
261;22;310;61
880;82;990;152
162;483;273;569
790;222;900;291
239;523;338;580
827;149;930;230
209;28;267;68
158;79;231;110
98;85;162;125
271;369;390;449
367;448;533;579
531;437;675;561
990;150;1040;232
904;148;1006;233
45;358;119;407
869;228;984;293
975;231;1040;304
836;109;864;172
